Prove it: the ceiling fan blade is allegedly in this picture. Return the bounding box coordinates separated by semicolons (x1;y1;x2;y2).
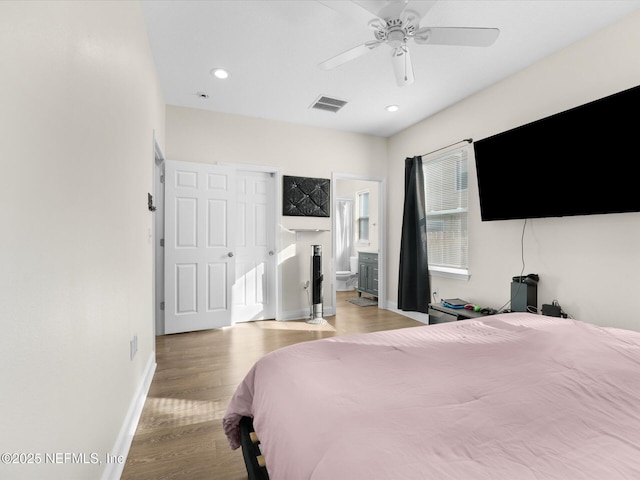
403;1;437;23
353;0;409;21
316;0;383;23
391;45;414;86
414;27;500;47
319;41;382;70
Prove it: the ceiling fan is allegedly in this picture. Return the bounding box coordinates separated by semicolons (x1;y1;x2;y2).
318;0;500;86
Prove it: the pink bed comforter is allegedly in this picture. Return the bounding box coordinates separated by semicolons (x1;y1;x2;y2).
223;313;640;479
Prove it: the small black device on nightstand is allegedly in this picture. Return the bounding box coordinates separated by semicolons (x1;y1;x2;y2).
542;300;567;318
542;303;562;317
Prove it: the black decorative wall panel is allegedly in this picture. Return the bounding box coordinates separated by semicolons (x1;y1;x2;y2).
283;176;330;217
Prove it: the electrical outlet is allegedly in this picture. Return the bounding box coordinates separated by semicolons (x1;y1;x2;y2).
433;287;439;296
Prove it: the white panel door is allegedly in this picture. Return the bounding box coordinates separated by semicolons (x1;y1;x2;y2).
164;160;236;334
232;171;276;322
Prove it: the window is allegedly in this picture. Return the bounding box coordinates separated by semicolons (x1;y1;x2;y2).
356;190;370;244
423;150;468;278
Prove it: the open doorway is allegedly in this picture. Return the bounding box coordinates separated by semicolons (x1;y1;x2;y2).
332;173;386;313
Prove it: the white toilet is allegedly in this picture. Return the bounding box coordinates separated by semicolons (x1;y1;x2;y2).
335;256;358;291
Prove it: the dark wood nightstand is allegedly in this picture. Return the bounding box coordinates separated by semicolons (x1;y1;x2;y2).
428;302;488;325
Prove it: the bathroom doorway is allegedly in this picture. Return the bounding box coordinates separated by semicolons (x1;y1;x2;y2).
332;173;386;312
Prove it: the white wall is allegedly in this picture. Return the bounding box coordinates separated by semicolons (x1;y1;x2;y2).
1;9;637;477
165;106;387;318
386;10;640;330
0;2;165;479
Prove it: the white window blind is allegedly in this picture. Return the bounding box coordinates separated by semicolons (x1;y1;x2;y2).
423;150;468;273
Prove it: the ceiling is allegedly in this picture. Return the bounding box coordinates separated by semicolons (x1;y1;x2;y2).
140;0;640;137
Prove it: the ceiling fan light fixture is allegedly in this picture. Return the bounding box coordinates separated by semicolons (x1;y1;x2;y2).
387;30;406;48
211;68;229;79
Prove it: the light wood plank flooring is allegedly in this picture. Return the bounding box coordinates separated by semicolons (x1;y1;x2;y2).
121;291;422;480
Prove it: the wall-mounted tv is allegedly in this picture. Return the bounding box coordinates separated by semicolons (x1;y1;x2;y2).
473;84;640;221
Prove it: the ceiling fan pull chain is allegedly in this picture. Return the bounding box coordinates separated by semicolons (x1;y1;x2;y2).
404;46;408;81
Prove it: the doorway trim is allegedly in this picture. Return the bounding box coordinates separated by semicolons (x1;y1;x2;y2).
331;172;387;312
152;134;165;336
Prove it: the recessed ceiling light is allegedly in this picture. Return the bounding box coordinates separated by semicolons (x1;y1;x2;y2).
211;68;229;79
385;105;399;112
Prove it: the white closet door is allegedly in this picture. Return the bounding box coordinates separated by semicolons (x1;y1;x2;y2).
232;171;276;322
164;160;236;334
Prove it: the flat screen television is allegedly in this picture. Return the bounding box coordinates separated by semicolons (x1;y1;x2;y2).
473;84;640;221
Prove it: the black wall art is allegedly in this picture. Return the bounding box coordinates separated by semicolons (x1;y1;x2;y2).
283;176;330;217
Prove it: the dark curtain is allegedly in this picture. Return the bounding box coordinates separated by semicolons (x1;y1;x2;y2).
398;156;430;313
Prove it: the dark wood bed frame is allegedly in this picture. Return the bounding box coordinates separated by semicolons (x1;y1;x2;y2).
239;416;270;480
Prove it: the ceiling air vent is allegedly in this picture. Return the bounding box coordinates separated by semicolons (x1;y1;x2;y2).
310;95;348;113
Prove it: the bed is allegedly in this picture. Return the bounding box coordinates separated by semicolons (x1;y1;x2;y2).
223;313;640;479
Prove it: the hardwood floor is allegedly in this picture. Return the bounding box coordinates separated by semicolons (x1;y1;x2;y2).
121;291;422;480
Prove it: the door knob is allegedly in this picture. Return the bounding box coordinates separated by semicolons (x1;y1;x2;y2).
228;252;234;257
269;251;274;256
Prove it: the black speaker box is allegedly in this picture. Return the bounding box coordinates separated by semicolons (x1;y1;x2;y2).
511;281;537;313
542;303;562;317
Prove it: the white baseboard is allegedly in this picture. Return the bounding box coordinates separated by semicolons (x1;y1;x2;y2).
384;300;429;325
102;352;157;480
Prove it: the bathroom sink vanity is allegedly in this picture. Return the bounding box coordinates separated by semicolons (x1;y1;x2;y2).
357;252;378;298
